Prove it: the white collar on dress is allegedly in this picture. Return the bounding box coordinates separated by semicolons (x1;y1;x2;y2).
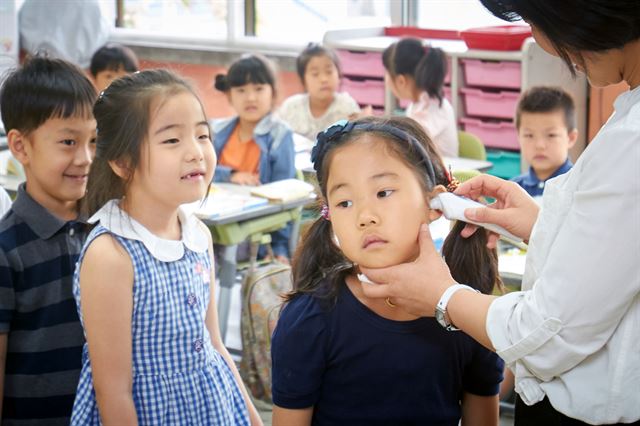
89;199;209;262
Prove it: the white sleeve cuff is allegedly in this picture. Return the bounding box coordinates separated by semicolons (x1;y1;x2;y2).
487;291;563;365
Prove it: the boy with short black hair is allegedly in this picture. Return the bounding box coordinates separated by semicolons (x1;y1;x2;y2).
0;56;97;425
89;43;139;92
511;86;578;197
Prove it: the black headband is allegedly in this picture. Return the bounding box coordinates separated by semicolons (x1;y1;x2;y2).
310;120;437;187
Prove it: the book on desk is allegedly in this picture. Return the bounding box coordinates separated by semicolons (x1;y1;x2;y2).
189;180;315;219
250;179;315;203
190;185;269;219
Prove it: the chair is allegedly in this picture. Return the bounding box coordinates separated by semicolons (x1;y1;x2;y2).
458;130;487;161
452;168;482;183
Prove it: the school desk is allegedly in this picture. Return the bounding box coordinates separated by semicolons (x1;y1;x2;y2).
196;184;315;341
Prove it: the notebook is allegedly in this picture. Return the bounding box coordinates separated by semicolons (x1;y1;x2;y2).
250;179;315;203
188;185;269;219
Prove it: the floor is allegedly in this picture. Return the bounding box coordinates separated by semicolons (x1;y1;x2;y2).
217;281;515;426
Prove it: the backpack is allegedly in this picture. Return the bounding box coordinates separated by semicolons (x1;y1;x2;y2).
239;262;293;403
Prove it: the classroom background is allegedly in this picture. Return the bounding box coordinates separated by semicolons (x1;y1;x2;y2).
0;0;628;170
0;1;631;425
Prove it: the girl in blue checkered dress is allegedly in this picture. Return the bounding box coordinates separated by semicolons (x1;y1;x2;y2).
71;70;261;425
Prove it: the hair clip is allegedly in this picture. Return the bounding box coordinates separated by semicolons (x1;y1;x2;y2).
446;165;459;192
320;204;331;221
311;119;355;173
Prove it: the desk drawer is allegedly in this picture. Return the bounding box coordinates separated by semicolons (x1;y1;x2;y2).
337;50;385;78
462;59;521;89
461;87;520;120
341;77;385;107
460;117;519;150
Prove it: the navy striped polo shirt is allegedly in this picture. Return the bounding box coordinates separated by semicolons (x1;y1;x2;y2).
0;184;87;425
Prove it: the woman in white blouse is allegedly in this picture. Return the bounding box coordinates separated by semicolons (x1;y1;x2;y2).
360;1;640;425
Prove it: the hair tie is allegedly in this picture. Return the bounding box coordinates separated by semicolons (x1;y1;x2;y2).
320;204;331;221
446;165;459;192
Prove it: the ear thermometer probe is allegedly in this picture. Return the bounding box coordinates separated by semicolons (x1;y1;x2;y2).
429;192;522;243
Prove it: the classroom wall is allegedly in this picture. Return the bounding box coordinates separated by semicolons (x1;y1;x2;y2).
138;59;305;119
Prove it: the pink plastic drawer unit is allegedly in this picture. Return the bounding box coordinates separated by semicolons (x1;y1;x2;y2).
460;117;519;150
341;77;385;107
337;50;385;79
460;87;520;119
462;59;521;89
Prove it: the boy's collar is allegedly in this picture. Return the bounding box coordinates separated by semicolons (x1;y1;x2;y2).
12;183;85;239
525;158;573;185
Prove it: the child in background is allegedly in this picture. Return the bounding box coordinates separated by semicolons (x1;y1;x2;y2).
0;57;97;425
271;117;503;426
511;86;577;198
89;43;139;92
277;43;361;141
71;69;261;425
212;54;296;263
383;38;458;158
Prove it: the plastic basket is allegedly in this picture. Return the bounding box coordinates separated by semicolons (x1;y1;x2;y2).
460;25;532;51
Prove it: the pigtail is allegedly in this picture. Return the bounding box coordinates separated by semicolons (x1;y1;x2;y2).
214;74;228;92
441;220;503;295
415;47;447;106
286;204;353;304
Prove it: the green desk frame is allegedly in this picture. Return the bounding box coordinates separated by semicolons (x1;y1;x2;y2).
203;197;311;341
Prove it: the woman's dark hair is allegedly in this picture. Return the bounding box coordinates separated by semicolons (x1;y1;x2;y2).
0;56;96;135
296;43;341;82
214;54;277;95
479;0;640;75
89;43;139;77
288;116;502;304
84;69;207;216
382;38;447;105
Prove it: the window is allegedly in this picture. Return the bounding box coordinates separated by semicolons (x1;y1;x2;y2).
118;0;227;38
252;0;391;43
418;0;527;31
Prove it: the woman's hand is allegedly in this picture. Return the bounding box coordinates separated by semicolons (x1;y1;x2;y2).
230;171;261;186
360;224;456;317
455;174;540;245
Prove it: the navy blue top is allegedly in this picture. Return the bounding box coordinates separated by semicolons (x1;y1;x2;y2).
0;184;86;425
272;283;504;426
511;158;573;197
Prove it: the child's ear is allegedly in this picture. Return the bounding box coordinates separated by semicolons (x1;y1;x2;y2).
427;185;447;222
567;128;578;148
108;159;132;180
7;129;30;166
396;74;407;90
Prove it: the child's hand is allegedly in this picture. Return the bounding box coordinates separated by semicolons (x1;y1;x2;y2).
230;172;261;186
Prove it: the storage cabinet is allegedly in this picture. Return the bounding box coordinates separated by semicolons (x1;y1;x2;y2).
324;28;588;178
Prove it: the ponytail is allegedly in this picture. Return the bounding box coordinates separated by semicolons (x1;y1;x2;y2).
415;47;447;106
214;74;228;92
441;221;503;295
286;204;354;304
